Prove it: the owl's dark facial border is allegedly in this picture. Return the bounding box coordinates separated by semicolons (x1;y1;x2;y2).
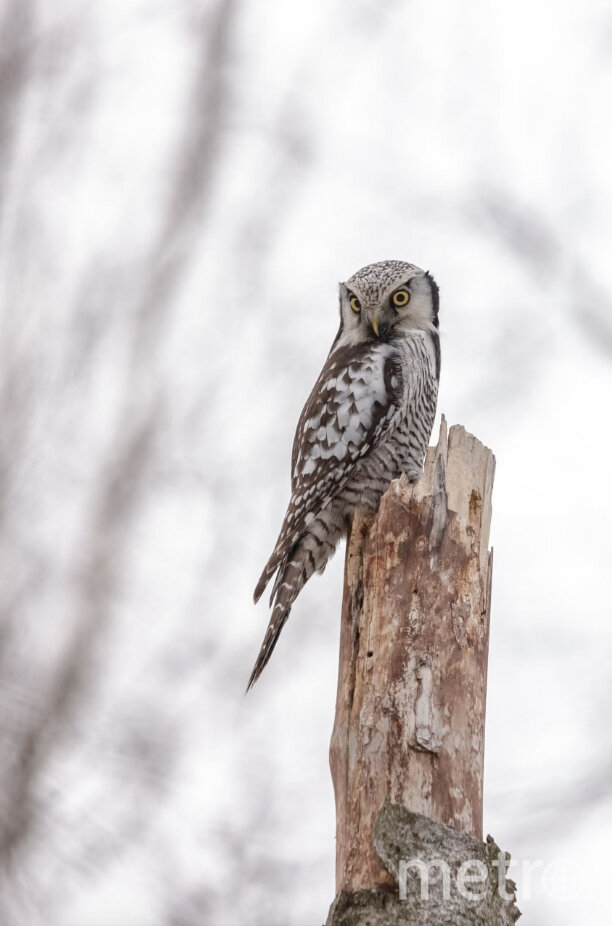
425;271;440;328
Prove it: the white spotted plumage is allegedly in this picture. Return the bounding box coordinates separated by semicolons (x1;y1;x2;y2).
248;260;440;690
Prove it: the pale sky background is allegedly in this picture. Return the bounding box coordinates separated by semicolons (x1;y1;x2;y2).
0;1;611;924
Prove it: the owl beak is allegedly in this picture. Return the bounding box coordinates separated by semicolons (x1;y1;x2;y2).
370;317;380;337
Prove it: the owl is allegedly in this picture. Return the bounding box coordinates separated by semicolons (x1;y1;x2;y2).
248;260;440;690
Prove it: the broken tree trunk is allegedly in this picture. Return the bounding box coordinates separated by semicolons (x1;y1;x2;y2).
327;419;519;924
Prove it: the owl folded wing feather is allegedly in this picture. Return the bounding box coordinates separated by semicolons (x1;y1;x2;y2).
253;341;403;603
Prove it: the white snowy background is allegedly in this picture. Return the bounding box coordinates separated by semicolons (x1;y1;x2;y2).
1;1;611;924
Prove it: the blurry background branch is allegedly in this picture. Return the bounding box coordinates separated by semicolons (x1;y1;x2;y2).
470;188;612;357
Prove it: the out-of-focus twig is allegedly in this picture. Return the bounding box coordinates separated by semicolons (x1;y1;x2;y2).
471;189;612;358
0;0;32;219
0;0;240;899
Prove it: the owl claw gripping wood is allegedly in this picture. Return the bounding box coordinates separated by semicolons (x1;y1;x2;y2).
248;260;440;690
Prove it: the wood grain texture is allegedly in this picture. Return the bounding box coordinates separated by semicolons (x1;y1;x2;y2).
329;418;496;894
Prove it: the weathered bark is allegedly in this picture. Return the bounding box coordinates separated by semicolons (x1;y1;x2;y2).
329;418;497;901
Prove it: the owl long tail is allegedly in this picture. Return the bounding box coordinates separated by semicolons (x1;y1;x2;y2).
247;512;344;690
246;555;300;691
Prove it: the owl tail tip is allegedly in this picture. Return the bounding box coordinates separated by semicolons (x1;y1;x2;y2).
246;600;291;693
245;635;275;692
245;649;268;693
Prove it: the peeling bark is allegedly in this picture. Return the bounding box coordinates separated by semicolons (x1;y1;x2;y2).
329;419;497;903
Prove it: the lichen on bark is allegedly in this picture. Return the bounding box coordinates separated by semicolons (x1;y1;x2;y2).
326;800;521;926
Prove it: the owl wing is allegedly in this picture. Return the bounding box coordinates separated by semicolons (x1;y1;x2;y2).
254;341;402;603
291;341;402;499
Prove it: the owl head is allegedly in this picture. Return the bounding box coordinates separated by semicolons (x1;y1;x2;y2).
334;260;439;348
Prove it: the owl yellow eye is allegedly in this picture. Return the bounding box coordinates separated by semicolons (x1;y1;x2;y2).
392;289;410;307
349;295;361;313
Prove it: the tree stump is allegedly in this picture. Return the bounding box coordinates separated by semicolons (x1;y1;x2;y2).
328;418;507;918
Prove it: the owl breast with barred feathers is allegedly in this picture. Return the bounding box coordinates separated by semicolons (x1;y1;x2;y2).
248;260;440;690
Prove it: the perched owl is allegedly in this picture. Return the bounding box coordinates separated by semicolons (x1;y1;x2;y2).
248;260;440;690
